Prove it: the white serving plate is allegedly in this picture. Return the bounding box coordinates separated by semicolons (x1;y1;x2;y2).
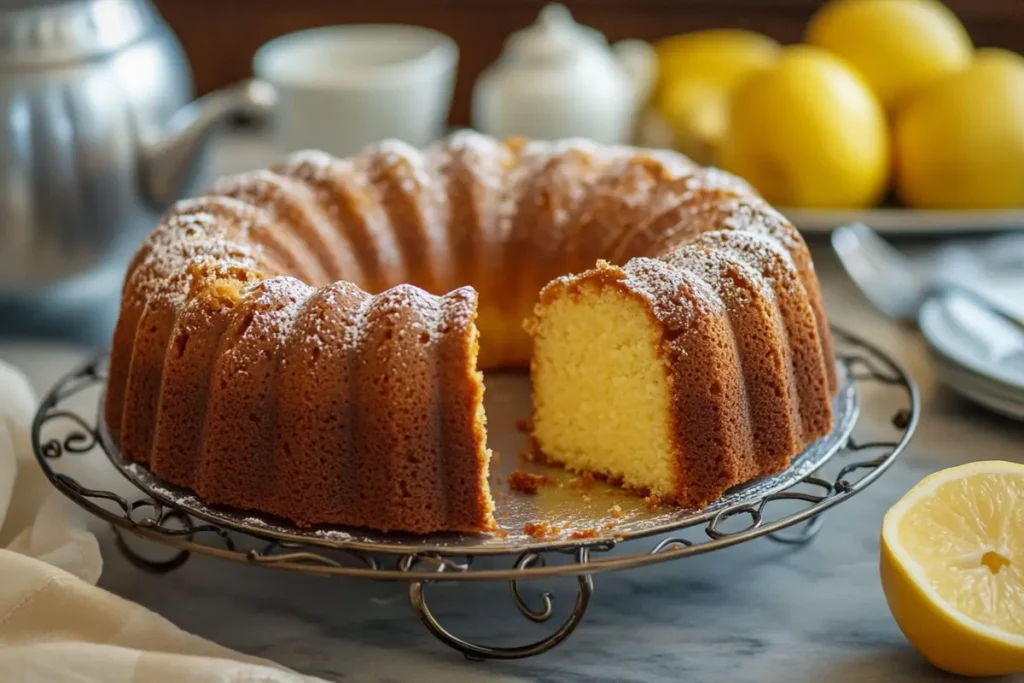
929;353;1024;422
780;207;1024;235
918;292;1024;422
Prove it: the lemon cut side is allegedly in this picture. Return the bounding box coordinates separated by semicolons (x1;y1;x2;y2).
880;460;1024;677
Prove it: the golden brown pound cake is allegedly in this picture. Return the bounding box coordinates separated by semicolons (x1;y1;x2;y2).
105;131;835;534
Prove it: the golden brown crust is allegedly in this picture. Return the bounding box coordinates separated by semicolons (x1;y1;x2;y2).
429;133;515;298
696;231;833;442
271;152;383;290
264;281;370;525
434;289;496;531
357;144;451;293
193;278;314;510
663;242;803;478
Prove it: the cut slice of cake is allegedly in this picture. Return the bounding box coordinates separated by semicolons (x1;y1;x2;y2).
526;249;834;509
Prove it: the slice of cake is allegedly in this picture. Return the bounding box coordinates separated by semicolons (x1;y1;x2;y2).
527;243;834;508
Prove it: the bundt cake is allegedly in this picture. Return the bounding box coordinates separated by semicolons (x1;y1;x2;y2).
105;130;837;535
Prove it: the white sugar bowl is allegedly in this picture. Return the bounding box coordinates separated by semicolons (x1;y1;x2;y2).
471;3;657;145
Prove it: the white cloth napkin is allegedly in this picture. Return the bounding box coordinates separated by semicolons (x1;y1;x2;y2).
0;359;325;682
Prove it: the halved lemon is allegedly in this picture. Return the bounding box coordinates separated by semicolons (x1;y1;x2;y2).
880;461;1024;677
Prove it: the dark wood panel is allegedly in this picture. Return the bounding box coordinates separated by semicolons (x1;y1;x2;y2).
153;0;1024;126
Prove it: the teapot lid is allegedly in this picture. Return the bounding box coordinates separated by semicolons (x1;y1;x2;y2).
503;3;607;60
0;0;157;68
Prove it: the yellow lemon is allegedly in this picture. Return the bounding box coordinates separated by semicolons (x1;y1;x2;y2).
656;79;730;165
806;0;973;110
719;45;890;209
880;460;1024;677
652;30;780;165
653;29;781;104
894;48;1024;209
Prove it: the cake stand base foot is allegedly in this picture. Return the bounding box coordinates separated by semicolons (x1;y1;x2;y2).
407;549;594;660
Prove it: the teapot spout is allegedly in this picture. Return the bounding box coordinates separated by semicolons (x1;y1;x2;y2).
142;79;276;209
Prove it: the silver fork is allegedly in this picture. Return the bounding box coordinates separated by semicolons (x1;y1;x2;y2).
831;223;1024;335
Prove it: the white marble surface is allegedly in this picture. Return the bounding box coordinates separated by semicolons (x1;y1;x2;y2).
2;134;1023;682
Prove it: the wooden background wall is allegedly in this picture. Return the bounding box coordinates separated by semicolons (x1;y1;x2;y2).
153;0;1024;126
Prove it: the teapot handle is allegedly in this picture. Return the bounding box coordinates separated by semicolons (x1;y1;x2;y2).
612;39;658;109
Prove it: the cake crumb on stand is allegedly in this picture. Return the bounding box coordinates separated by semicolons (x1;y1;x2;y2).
567;472;595;491
523;521;563;539
508;471;554;494
569;528;600;540
524;521;617;541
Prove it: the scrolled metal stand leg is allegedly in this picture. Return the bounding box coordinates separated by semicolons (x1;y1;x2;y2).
112;526;192;574
407;549;593;660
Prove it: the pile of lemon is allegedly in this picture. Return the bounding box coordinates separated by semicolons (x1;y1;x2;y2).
651;0;1024;210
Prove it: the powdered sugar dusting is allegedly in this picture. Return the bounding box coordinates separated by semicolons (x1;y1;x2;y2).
352;139;453;288
698;229;801;287
124;129;812;374
128;233;258;312
669;241;776;310
622;257;724;321
369;283;445;348
275;152;405;288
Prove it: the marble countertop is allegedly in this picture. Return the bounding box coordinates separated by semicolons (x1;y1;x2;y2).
2;133;1022;682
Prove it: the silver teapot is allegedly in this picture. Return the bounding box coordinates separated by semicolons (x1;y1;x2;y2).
0;0;274;296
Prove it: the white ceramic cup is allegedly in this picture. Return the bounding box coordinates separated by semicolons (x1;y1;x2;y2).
253;24;459;157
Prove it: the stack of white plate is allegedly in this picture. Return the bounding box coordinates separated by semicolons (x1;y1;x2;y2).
831;222;1024;421
918;288;1024;421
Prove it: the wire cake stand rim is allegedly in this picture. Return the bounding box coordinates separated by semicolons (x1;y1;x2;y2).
93;368;859;558
31;325;917;584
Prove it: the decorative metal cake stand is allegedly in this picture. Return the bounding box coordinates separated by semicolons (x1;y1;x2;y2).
31;326;918;661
